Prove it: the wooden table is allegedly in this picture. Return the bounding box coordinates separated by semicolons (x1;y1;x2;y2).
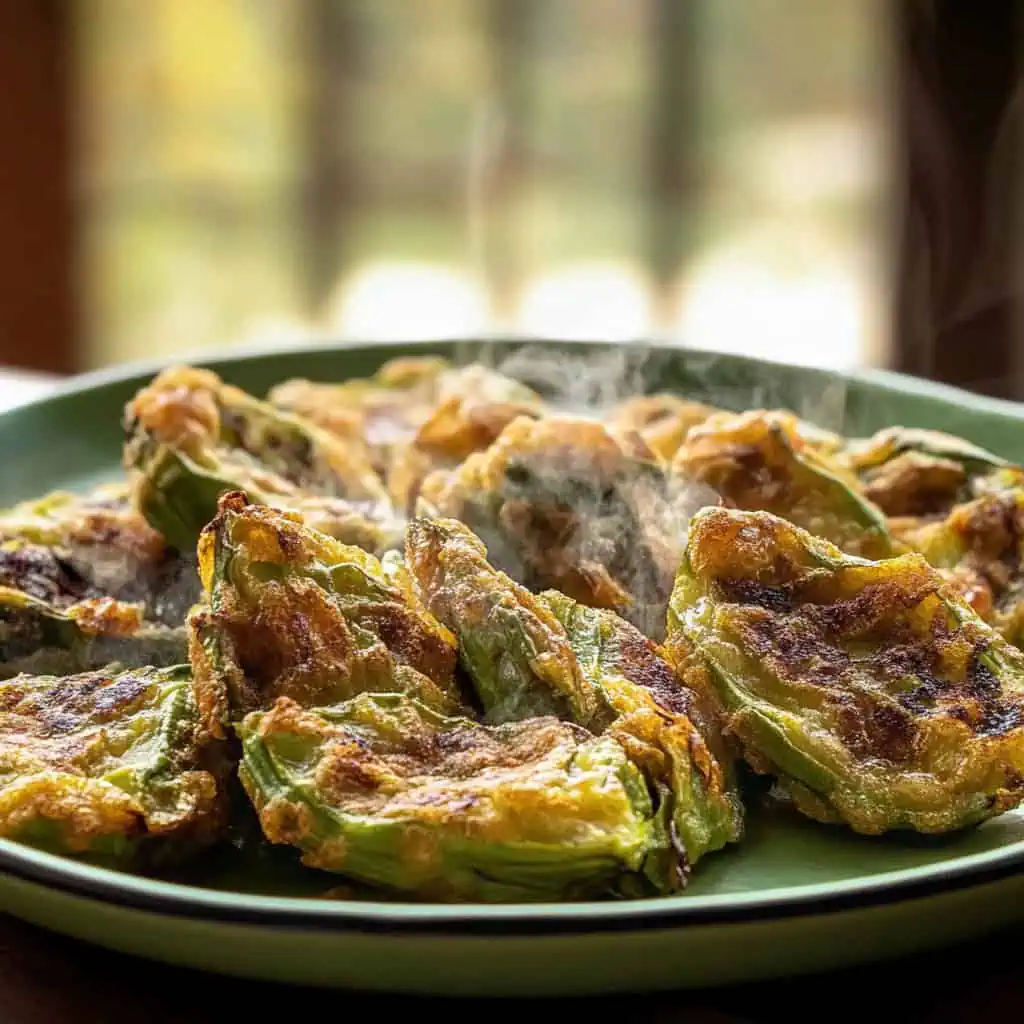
0;909;1019;1022
0;368;1019;1021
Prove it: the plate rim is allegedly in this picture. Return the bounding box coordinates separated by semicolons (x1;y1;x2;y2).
5;334;1024;936
24;332;1024;426
2;828;1024;935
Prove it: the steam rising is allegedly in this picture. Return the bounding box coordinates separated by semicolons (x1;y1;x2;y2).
445;339;858;638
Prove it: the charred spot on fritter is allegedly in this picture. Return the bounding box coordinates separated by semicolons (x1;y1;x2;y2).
237;691;662;901
191;495;461;734
670;505;1024;834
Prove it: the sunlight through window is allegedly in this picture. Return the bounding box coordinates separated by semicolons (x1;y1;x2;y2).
677;255;868;369
515;263;652;341
330;263;490;341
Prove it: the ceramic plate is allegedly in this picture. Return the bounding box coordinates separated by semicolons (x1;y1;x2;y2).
2;338;1024;996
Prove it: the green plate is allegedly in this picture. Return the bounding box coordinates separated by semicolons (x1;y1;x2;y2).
3;337;1024;996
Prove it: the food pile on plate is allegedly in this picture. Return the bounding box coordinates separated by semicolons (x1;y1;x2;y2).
1;354;1023;902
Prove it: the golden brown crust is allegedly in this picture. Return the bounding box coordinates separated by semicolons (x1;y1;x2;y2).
674;409;898;562
251;696;630;846
607;394;718;460
690;508;1024;748
124;365;223;451
861;452;968;518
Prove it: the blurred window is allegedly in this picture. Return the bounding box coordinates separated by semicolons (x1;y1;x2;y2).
76;0;890;370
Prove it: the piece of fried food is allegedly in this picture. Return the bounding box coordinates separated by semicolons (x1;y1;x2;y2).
0;587;186;679
0;482;197;627
238;691;663;902
419;416;688;638
0;663;226;865
845;426;1024;520
189;492;461;739
123;365;396;553
405;516;605;725
267;355;453;464
406;516;741;877
605;394;719;460
669;505;1024;834
900;490;1024;642
539;591;744;873
842;428;1024;631
672;409;895;560
0;483;193;676
271;357;545;516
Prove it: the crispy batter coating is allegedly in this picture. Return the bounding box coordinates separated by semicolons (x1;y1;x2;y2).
239;691;661;901
0;483;195;626
670;506;1024;834
123;365;395;552
672;410;895;559
606;394;719;460
190;493;460;738
0;664;226;863
405;516;603;725
540;591;744;871
847;426;1023;519
901;490;1024;642
271;357;545;516
419;416;687;638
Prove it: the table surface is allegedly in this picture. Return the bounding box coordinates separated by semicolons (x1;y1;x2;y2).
0;368;1019;1021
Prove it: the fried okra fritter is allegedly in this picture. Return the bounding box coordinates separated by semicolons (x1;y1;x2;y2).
406;516;742;877
270;357;545;515
846;426;1023;520
419;415;695;638
672;409;895;560
0;482;195;622
0;663;226;864
123;365;396;553
0;484;193;677
844;427;1024;638
669;506;1024;834
189;492;461;738
238;691;664;902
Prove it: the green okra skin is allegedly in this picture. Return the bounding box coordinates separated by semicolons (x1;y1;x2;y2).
846;426;1015;477
190;493;462;738
540;591;744;871
238;691;664;902
669;504;1024;835
404;516;605;725
0;663;227;865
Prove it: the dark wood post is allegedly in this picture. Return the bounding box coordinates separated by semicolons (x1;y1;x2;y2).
892;0;1023;397
0;0;76;373
647;0;699;329
299;0;360;317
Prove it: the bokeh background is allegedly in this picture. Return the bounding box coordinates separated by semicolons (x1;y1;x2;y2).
2;1;1022;395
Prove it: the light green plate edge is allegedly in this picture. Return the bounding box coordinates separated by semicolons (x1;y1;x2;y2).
2;336;1024;996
